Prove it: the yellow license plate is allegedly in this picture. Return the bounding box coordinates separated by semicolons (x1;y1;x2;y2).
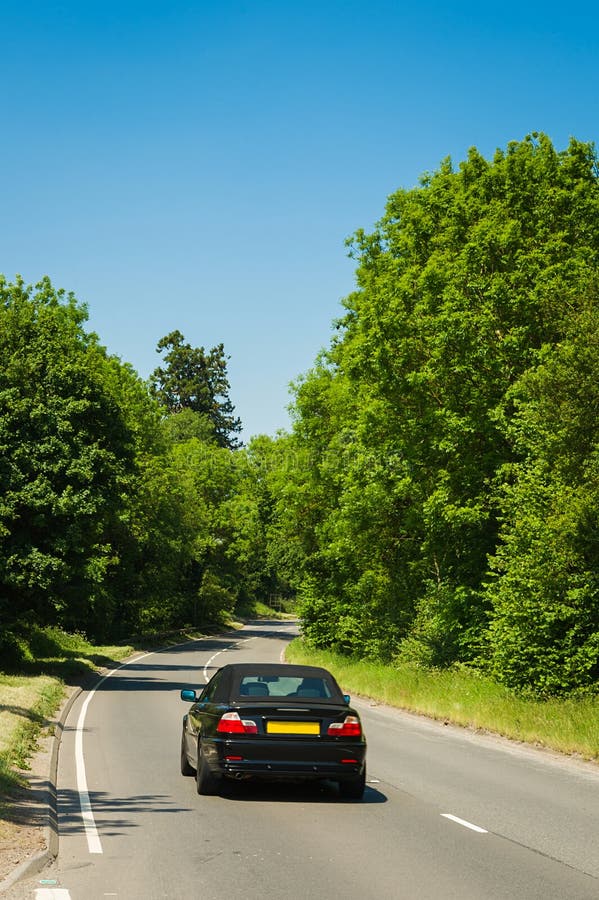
266;721;320;735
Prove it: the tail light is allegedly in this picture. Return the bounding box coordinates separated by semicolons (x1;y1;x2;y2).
217;712;258;734
327;716;361;738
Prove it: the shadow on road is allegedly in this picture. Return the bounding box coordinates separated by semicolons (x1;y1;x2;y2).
57;787;192;837
219;780;387;805
85;626;297;694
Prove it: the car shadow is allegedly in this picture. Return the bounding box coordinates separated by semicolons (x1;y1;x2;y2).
218;779;387;804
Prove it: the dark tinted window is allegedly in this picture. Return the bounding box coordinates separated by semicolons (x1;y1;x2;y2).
238;674;333;699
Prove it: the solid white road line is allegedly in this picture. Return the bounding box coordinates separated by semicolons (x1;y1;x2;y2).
75;636;222;854
441;813;488;833
76;652;156;854
202;649;227;681
75;690;103;854
202;637;257;682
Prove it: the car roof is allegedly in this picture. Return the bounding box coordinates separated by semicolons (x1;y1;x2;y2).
206;663;346;704
218;663;335;678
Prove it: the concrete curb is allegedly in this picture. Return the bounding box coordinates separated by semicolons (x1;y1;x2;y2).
0;684;82;894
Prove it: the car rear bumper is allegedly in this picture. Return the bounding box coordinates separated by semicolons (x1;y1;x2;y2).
210;736;366;780
221;758;364;780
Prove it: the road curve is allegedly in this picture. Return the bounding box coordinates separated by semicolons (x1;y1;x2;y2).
5;621;599;899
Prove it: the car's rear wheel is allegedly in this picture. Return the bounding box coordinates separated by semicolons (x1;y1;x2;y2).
338;768;366;800
196;740;221;795
180;728;195;776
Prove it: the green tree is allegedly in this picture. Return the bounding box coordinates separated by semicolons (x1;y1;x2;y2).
150;330;242;448
237;433;303;609
0;276;137;636
485;301;599;694
167;437;271;623
286;135;599;684
0;278;273;649
93;361;203;638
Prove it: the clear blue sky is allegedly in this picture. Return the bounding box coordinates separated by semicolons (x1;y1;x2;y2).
3;0;598;440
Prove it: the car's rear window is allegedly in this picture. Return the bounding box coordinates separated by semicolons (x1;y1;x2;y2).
237;674;334;699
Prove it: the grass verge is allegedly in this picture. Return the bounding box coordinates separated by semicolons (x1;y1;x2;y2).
236;599;298;620
0;633;138;814
286;639;599;761
0;676;64;803
0;623;219;816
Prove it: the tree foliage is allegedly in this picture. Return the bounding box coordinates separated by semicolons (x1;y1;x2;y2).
272;135;599;694
3;134;599;696
486;301;599;693
150;330;242;448
0;276;136;634
0;277;254;654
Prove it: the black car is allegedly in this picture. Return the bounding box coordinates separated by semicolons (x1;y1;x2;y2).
180;663;367;799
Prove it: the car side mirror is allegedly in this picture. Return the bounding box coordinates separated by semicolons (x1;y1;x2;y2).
180;689;197;702
343;694;351;705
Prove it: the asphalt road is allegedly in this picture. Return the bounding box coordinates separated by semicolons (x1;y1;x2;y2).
6;621;599;899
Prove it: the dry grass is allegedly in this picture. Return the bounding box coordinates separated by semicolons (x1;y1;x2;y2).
0;675;60;759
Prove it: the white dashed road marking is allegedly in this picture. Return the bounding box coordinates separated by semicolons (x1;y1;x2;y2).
441;813;488;833
202;636;257;681
35;889;72;899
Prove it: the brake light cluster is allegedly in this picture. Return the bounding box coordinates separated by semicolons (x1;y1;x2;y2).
217;712;258;734
327;716;361;737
